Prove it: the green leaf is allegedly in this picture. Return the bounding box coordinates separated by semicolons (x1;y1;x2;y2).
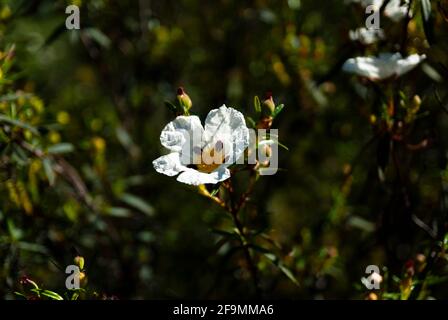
12;144;29;164
40;290;64;300
0;93;33;102
106;207;132;218
84;28;111;48
249;244;271;254
47;143;74;154
210;188;219;197
263;253;300;287
421;0;431;20
0;115;39;135
120;193;154;216
279;264;300;287
42;158;56;186
246;116;256;128
7;219;23;241
116;127;134;150
164;101;178;113
264;253;277;261
277;140;289;151
17;242;49;254
254;96;261;113
382;292;401;300
421;63;442;83
210;228;238;239
14;292;27;299
272;104;284;118
347;216;375;233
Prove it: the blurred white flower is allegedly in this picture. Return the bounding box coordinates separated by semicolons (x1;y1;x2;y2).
349;27;385;45
342;53;426;81
345;0;381;8
384;0;410;22
153;105;249;185
361;271;383;289
347;0;410;21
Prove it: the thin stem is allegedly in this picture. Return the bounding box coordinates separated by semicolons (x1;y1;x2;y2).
199;176;262;296
226;178;262;298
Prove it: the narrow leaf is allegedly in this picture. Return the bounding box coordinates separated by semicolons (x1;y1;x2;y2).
42;158;56;186
272;104;285;118
0;115;39;135
120;193;154;216
47;143;74;154
254;96;261;113
40;290;64;300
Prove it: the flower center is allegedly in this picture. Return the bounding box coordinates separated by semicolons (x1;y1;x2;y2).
192;141;227;173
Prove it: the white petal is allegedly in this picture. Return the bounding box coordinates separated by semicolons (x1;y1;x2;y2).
258;139;276;146
160;116;204;152
203;105;249;163
343;56;391;80
385;0;410;22
343;53;425;80
152;153;187;177
345;0;383;10
176;166;231;185
349;28;385;45
396;54;426;77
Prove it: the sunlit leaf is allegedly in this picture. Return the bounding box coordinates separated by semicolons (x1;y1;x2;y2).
254;96;261;113
42;158;56;186
47;143;74;154
120;193;154;217
40;290;64;300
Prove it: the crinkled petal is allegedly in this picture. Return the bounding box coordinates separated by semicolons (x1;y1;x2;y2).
176;166;231;186
160;115;204;152
343;53;425;80
203;105;249;164
152;153;187;177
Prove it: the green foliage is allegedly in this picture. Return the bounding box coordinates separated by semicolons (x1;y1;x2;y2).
1;0;448;300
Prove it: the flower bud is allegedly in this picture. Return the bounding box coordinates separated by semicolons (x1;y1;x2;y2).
263;92;275;115
412;95;421;108
404;259;415;277
79;272;88;287
415;253;426;272
260;144;272;158
19;275;39;289
366;292;378;300
257;117;273;130
74;256;85;270
177;87;192;111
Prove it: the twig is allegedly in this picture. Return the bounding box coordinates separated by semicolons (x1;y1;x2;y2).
226;178;262;298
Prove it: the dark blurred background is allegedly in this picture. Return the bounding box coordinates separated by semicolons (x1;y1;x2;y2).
1;0;448;299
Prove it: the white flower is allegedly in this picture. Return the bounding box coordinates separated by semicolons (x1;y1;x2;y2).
384;0;410;22
153;105;249;186
347;0;410;22
349;27;385;45
342;53;426;81
346;0;383;10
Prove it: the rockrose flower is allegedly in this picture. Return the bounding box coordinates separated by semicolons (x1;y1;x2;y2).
342;53;426;81
349;27;385;45
153;105;250;185
347;0;410;22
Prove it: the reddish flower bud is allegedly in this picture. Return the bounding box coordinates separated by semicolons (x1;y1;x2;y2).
263;91;275;114
177;87;192;111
